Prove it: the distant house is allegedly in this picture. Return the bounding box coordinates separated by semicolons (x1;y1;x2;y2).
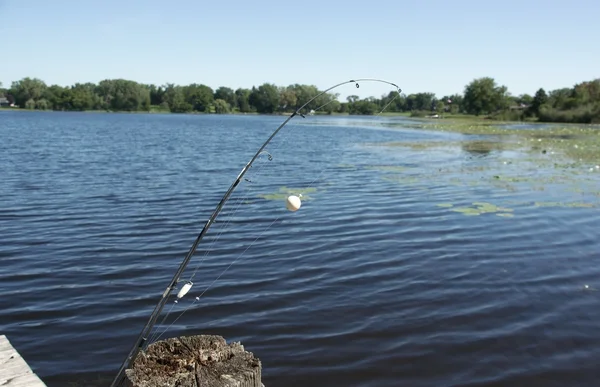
509;103;529;111
0;96;14;107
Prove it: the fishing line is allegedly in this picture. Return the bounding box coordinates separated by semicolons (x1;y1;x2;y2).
150;120;303;342
149;125;309;342
298;89;402;193
182;145;289;284
183;108;329;283
311;97;338;114
148;82;401;344
148;82;401;343
187;152;274;279
149;153;276;343
110;78;401;387
148;161;286;343
150;217;281;344
149;121;315;342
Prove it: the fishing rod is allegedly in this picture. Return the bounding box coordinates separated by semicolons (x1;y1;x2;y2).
110;78;401;387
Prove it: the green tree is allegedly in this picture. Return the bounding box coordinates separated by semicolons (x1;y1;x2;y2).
249;83;279;113
416;93;436;111
35;99;49;110
547;88;572;110
573;80;600;104
536;80;600;123
184;84;213;112
44;85;71;110
290;84;321;111
517;93;533;106
95;79;150;111
440;94;462;114
10;77;47;108
278;86;297;112
404;92;435;111
234;88;252;112
449;94;463;113
69;83;101;111
163;84;192;113
349;99;378;115
312;89;336;113
528;88;548;116
159;101;170;111
323;97;341;114
405;94;416;111
149;85;165;106
462;77;509;115
347;95;359;103
213;99;231;114
436;100;445;115
214;87;236;108
381;91;404;112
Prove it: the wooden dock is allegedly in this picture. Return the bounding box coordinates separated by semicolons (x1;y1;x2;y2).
0;335;47;387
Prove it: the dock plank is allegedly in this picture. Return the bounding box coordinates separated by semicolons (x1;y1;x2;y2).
0;335;47;387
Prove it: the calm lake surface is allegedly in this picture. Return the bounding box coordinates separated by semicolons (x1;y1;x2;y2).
1;111;599;387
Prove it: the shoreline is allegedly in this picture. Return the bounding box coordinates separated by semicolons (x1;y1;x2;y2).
2;107;599;128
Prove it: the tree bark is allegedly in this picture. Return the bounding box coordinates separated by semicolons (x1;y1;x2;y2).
125;335;262;387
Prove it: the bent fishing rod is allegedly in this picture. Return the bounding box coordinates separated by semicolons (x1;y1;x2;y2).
110;78;401;387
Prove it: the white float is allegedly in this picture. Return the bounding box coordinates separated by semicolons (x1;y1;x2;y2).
286;195;302;212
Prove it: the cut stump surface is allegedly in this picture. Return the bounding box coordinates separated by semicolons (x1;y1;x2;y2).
125;335;262;387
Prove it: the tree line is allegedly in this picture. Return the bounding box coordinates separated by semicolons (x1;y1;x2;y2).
456;77;600;124
1;77;598;123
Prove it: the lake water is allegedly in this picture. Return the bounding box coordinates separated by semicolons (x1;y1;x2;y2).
1;111;599;387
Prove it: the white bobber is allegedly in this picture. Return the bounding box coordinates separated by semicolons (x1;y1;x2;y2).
286;195;302;212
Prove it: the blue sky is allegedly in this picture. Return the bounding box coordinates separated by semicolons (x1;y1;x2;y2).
1;0;598;100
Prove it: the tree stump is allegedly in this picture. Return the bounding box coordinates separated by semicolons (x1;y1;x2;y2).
125;335;262;387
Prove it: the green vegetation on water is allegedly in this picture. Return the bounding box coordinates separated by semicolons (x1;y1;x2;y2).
258;187;319;201
376;120;600;165
441;202;515;217
357;118;600;217
1;76;599;123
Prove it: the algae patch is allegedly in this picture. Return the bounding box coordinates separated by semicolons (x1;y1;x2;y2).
533;201;597;208
365;165;409;172
382;175;421;185
376;120;600;165
440;201;515;217
258;186;318;201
